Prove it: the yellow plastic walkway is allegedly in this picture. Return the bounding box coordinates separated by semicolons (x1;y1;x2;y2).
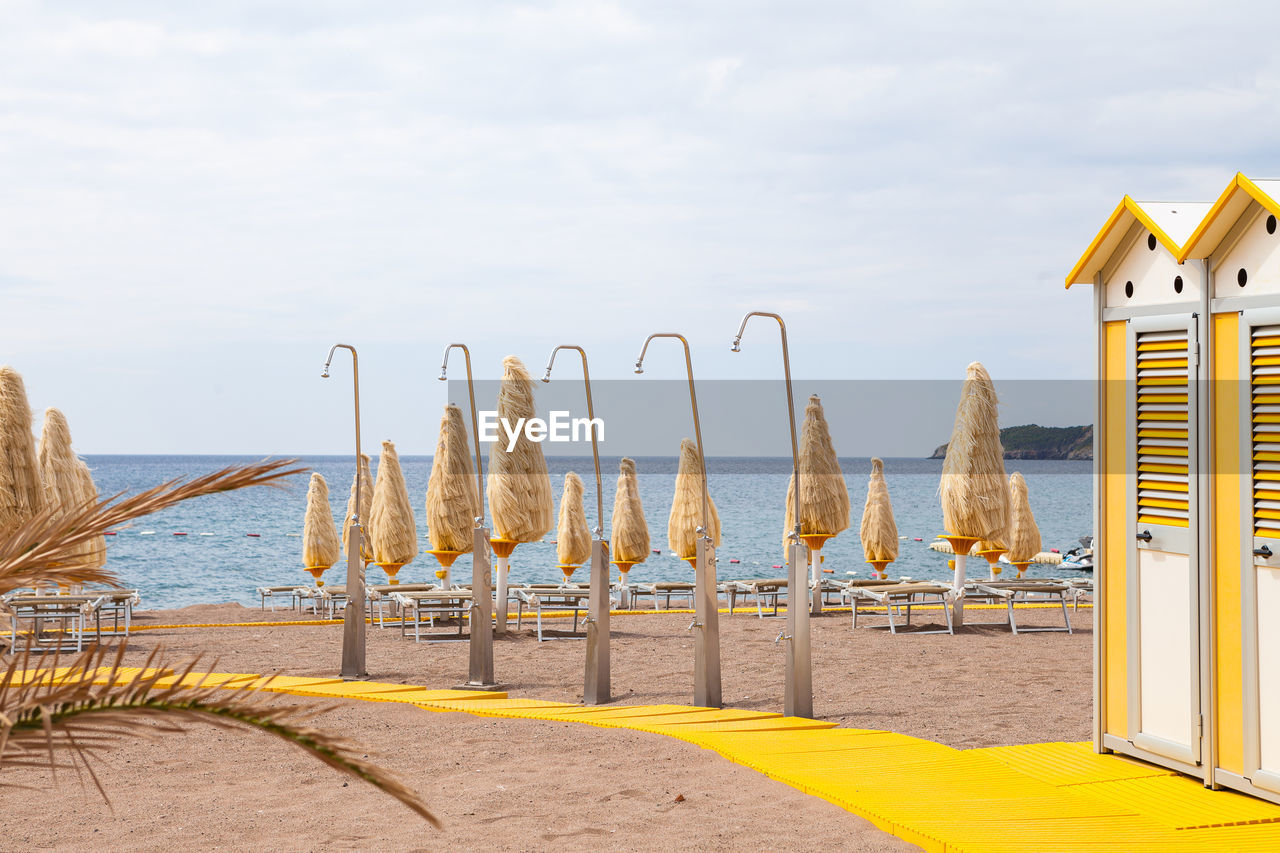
12;669;1278;852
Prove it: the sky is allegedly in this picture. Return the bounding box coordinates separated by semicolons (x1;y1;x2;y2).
3;1;1280;455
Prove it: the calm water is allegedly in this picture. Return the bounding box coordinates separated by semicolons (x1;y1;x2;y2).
83;455;1093;610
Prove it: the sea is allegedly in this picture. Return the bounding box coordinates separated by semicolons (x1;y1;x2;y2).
82;455;1093;610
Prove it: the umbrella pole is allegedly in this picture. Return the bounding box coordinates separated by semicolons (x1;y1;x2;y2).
341;524;367;678
785;539;813;718
952;553;968;626
464;524;497;688
494;555;510;637
694;534;723;708
584;538;611;704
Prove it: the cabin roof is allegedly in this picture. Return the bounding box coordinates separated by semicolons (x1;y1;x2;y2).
1065;197;1211;288
1178;173;1280;261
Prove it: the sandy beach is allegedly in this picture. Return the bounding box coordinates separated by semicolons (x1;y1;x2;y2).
0;602;1090;851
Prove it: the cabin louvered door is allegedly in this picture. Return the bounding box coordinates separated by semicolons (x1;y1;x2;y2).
1127;315;1201;767
1242;311;1280;793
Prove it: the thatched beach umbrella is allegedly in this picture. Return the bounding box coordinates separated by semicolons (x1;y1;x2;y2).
940;361;1009;619
1006;472;1043;578
37;408;105;584
487;356;555;633
0;366;45;542
859;458;899;580
342;452;373;563
668;438;721;567
781;395;849;599
302;473;341;586
556;472;591;583
424;403;480;587
610;457;649;593
369;440;418;585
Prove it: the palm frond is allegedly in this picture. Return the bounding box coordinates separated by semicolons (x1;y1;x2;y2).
0;458;305;594
0;644;438;826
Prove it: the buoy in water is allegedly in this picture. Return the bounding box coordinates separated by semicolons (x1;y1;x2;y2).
246;533;261;538
652;549;660;554
913;537;923;542
173;532;187;536
772;564;782;569
104;531;116;536
729;559;740;564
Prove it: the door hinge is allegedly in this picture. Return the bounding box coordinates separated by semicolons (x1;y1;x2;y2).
1196;714;1204;739
1194;342;1201;368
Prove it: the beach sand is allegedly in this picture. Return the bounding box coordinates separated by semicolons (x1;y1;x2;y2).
0;602;1091;851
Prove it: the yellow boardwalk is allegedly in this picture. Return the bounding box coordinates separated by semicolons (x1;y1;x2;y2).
12;669;1279;852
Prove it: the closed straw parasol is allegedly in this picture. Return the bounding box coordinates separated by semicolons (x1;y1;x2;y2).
1006;472;1042;578
342;452;373;562
610;458;649;585
556;472;591;581
668;438;720;563
859;458;898;579
781;395;849;603
424;404;480;583
487;356;554;544
37;408;104;578
486;356;554;633
302;473;341;586
940;361;1008;617
940;362;1009;541
368;440;418;583
0;366;45;541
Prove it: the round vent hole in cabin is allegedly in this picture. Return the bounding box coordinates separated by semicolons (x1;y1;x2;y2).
1147;234;1157;251
1268;214;1277;235
1240;268;1249;287
1125;280;1134;298
1174;276;1183;294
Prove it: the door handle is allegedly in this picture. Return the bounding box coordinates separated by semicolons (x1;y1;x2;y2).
1136;530;1153;542
1255;545;1273;558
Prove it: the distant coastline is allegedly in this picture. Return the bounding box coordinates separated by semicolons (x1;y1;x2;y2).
930;424;1093;460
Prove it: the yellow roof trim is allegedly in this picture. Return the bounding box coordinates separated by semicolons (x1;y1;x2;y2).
1065;196;1182;289
1177;173;1280;262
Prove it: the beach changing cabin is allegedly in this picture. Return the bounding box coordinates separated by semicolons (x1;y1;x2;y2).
1068;174;1280;805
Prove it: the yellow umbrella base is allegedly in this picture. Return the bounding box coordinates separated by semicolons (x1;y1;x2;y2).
1010;560;1033;578
376;563;404;584
866;559;892;580
557;564;578;582
799;533;834;552
304;566;329;587
977;549;1007;576
940;534;980;556
426;549;462;568
489;538;519;559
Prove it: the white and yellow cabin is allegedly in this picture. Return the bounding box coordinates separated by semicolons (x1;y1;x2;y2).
1069;174;1280;805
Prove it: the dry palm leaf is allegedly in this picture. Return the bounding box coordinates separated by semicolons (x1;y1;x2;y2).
940;362;1009;540
0;643;437;826
668;438;720;560
0;459;303;595
486;356;554;543
425;404;480;554
0;366;45;541
302;473;341;569
556;472;591;566
1006;472;1042;563
859;458;899;562
609;458;649;564
368;441;418;565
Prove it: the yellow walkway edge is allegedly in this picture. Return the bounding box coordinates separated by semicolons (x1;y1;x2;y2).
9;669;1275;852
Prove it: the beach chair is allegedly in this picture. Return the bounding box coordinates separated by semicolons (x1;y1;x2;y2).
845;582;954;634
1;592;108;652
630;581;695;611
728;578;789;617
257;585;311;612
366;583;436;628
965;580;1074;634
389;589;473;643
514;586;599;641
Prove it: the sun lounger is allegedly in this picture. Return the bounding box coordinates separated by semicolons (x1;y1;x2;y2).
366;583;436;627
514;586;600;641
845;582;954;634
257;585;312;612
727;578;789;617
966;581;1074;634
630;581;695;611
1;593;109;652
389;589;473;642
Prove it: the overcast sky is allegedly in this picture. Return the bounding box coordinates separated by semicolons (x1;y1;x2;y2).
3;1;1279;455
